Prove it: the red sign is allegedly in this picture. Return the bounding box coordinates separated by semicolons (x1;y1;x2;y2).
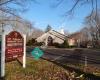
5;31;24;62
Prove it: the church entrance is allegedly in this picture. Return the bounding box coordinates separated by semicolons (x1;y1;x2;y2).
48;36;53;46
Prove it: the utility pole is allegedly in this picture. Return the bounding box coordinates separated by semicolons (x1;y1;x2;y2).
1;22;4;33
1;10;4;33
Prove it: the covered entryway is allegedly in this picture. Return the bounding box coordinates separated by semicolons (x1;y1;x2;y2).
47;36;53;46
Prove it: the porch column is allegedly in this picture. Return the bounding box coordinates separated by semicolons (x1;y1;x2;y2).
45;38;48;46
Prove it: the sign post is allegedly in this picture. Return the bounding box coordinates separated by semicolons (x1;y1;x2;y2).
1;33;5;77
23;34;26;68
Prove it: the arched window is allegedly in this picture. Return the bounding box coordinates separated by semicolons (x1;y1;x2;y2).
48;36;53;46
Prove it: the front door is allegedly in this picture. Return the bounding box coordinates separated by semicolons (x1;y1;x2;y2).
48;36;53;46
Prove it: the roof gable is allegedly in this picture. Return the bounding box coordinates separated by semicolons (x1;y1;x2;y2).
48;30;67;40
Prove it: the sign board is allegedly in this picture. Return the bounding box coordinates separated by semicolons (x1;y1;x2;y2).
0;31;26;77
5;31;24;62
31;47;44;60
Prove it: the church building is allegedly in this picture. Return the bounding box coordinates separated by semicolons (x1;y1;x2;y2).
36;29;67;46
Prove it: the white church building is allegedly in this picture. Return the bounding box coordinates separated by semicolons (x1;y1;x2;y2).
36;29;67;46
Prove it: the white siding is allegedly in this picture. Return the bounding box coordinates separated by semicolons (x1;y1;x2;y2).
36;30;66;45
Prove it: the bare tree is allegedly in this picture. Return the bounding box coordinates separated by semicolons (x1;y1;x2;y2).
83;10;100;47
0;0;37;34
0;0;37;16
80;27;89;41
0;0;43;43
54;0;99;18
0;11;33;33
30;27;44;39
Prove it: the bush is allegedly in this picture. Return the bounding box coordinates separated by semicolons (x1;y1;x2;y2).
26;38;44;46
26;38;36;46
61;40;69;48
69;45;76;48
53;42;60;48
53;40;69;48
34;42;44;46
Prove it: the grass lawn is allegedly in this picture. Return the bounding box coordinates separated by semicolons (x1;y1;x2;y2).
5;57;70;80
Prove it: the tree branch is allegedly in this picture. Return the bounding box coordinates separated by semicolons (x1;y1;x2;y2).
0;0;14;6
67;0;80;13
52;0;64;8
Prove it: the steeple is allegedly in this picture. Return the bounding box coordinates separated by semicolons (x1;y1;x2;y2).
60;27;64;34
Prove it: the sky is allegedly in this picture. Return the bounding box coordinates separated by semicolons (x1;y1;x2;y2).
20;0;99;33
